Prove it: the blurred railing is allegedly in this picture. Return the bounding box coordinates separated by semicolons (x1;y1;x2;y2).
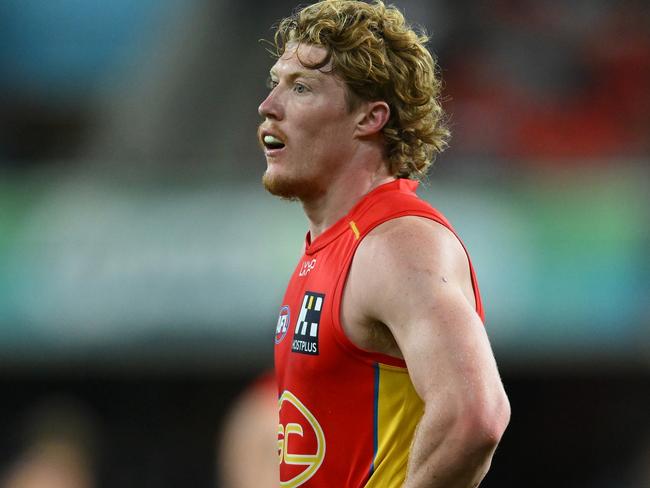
1;162;647;369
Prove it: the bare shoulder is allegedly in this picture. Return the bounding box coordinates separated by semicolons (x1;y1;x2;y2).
342;216;478;356
359;215;466;259
353;216;474;305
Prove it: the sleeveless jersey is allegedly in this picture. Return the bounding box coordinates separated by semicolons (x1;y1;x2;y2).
273;179;484;487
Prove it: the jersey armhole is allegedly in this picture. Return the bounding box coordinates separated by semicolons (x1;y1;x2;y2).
328;211;485;369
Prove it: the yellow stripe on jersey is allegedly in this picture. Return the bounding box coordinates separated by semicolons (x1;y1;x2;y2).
365;363;424;488
349;220;361;240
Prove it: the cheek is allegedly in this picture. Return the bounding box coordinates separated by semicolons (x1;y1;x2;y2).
310;117;350;144
295;100;349;134
289;103;354;157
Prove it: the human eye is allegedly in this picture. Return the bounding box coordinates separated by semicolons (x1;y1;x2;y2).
293;82;309;94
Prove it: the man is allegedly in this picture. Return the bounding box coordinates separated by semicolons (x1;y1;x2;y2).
258;1;510;486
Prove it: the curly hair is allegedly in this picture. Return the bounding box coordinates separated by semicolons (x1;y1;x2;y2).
268;0;449;179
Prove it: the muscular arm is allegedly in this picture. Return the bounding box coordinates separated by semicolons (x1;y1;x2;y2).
349;217;510;488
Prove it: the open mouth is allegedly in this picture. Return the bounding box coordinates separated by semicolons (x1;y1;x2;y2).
263;134;286;151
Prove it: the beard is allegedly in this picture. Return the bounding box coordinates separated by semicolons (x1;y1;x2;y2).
262;170;299;201
262;165;326;201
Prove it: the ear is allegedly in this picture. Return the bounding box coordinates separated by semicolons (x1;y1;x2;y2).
354;101;390;137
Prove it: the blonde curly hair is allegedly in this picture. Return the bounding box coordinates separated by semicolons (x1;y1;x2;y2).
269;0;449;179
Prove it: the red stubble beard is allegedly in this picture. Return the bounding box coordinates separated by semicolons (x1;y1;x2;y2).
262;162;326;202
262;170;301;201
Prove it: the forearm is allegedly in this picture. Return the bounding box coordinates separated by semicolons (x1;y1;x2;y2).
403;409;502;488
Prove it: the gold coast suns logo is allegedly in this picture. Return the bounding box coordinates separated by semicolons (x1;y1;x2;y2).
278;390;326;487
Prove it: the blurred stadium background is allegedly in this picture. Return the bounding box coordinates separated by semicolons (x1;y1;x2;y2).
0;0;648;486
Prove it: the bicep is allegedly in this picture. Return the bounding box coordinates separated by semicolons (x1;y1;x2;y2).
391;286;498;408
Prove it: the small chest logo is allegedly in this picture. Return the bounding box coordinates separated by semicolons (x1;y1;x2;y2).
298;259;317;277
291;292;324;355
275;306;291;344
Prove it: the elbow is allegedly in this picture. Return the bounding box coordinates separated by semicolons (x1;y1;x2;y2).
460;388;511;451
485;392;510;447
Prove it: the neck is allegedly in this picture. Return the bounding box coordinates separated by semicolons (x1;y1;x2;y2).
302;168;395;240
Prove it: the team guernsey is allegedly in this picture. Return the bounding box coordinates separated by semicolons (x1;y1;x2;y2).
274;179;484;487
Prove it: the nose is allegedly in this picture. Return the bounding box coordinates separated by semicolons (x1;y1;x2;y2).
258;89;282;120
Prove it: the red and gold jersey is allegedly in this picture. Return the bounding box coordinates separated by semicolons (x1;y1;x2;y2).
274;179;484;487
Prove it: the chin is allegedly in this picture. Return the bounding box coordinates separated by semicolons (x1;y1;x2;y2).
262;170;324;201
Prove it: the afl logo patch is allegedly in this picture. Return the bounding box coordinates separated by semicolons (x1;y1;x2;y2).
275;306;291;344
